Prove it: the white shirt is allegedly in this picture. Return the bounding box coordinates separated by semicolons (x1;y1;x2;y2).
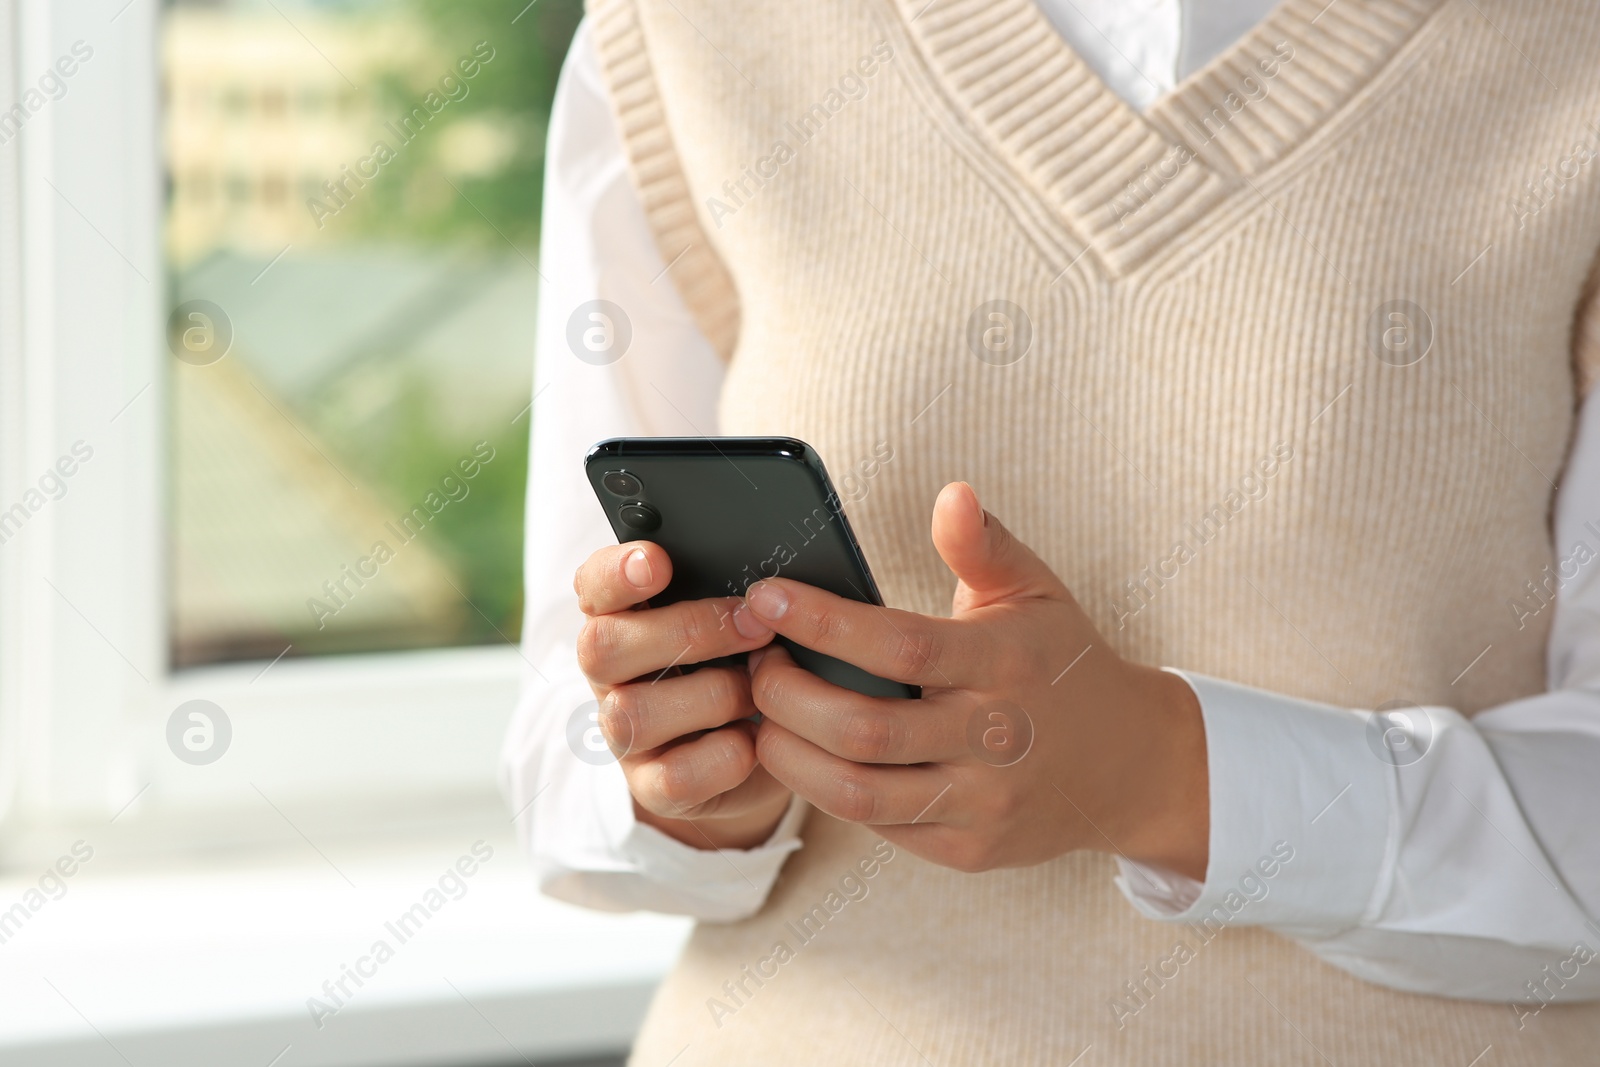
501;0;1600;1005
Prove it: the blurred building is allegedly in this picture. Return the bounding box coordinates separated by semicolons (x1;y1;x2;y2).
168;245;538;666
171;348;470;665
162;3;426;264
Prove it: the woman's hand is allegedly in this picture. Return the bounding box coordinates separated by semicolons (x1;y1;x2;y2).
573;542;794;850
744;482;1210;878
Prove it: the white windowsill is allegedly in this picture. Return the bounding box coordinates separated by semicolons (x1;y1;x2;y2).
0;824;693;1066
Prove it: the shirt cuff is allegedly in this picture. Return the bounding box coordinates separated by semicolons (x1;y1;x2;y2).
1115;669;1392;934
616;790;810;910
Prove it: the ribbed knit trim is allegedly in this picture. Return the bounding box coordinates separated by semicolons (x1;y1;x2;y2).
587;0;742;360
1151;0;1444;174
896;0;1445;276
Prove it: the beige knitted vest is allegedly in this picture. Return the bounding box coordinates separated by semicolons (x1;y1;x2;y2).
587;0;1600;1061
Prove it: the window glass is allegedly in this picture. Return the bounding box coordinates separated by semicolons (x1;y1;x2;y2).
163;0;580;667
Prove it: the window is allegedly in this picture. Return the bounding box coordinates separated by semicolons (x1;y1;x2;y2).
0;0;581;830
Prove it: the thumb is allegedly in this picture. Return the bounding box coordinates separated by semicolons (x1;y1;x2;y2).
931;482;1066;613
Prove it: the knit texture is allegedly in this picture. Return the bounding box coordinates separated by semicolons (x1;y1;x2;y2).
585;0;1600;1061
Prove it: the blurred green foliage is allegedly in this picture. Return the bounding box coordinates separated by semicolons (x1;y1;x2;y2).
347;0;584;250
312;368;533;649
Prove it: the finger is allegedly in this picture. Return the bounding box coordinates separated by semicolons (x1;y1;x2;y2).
932;482;1068;613
749;644;967;764
742;578;994;688
755;718;955;826
602;667;754;755
574;541;672;616
628;722;764;820
578;595;774;685
674;760;790;823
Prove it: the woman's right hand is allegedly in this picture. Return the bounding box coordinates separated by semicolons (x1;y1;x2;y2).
574;541;795;850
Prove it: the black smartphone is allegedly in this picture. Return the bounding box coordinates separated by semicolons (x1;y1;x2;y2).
585;437;918;700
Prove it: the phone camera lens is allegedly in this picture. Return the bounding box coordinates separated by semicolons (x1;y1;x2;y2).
602;470;642;496
618;502;660;532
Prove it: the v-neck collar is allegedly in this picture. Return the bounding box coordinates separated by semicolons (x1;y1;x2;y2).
895;0;1448;277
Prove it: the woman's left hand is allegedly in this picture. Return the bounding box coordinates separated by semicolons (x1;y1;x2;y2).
744;481;1210;879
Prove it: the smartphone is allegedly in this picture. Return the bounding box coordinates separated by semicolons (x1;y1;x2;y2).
585;437;918;700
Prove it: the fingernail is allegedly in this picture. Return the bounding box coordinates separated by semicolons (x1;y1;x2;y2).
746;581;788;620
732;604;773;639
623;548;652;588
961;482;987;526
747;647;769;675
599;694;632;753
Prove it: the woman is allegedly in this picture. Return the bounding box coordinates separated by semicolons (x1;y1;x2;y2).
503;0;1600;1062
